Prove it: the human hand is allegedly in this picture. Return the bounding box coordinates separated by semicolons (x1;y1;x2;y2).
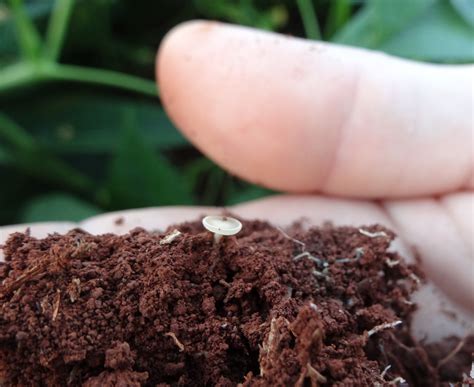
1;21;472;343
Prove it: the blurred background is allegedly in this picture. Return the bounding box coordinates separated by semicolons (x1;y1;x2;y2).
0;0;473;226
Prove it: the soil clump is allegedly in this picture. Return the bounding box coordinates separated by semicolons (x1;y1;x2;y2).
0;218;471;386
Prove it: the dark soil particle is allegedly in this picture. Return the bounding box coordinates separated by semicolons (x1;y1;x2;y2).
0;218;471;386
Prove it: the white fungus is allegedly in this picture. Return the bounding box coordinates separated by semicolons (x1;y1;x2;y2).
202;215;242;243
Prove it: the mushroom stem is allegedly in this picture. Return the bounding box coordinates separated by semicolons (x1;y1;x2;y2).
214;233;223;244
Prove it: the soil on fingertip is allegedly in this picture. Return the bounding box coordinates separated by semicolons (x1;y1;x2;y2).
0;218;472;386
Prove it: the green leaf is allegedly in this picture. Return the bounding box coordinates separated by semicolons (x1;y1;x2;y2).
105;111;193;208
193;0;287;30
370;0;436;46
450;0;474;27
0;144;10;164
20;193;100;222
43;0;75;61
0;168;34;225
0;111;35;150
9;0;43;60
333;0;436;48
333;0;474;62
4;93;188;154
324;0;352;39
381;1;474;62
296;0;321;40
0;1;54;58
0;111;94;192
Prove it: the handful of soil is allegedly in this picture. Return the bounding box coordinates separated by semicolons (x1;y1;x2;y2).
0;218;471;386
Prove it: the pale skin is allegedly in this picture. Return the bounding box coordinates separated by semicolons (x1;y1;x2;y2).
1;21;473;343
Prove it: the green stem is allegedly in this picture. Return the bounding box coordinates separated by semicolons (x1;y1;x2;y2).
0;112;35;150
0;62;40;92
325;0;351;39
0;61;158;97
296;0;321;40
45;64;158;97
44;0;75;61
9;0;43;60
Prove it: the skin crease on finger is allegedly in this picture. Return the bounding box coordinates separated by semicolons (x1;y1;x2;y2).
156;20;473;198
0;196;472;343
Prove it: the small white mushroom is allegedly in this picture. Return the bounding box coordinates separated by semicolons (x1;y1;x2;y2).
202;215;242;243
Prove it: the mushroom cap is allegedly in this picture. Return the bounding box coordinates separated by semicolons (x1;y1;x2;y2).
202;215;242;236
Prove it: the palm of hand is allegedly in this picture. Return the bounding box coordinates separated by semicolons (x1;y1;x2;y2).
1;21;472;342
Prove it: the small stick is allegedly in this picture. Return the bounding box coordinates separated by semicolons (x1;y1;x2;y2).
165;332;185;352
387;376;406;385
409;273;421;285
160;229;182;245
52;289;61;321
381;364;391;378
312;269;328;279
307;363;327;384
385;258;400;267
367;320;402;337
359;229;388;238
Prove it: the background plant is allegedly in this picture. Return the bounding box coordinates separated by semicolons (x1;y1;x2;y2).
0;0;472;225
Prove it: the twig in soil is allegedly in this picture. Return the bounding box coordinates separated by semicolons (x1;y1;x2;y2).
218;279;231;288
295;363;327;387
409;273;421;285
359;229;388;238
385;258;400;267
387;376;406;385
380;364;391;379
165;332;185;352
0;263;46;297
367;320;402;337
376;364;408;386
312;269;330;280
436;335;470;370
307;363;327;384
52;289;61;321
160;229;182;245
260;317;289;377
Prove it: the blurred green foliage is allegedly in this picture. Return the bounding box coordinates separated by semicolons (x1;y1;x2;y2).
0;0;473;225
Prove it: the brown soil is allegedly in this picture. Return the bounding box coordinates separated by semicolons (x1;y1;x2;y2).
0;218;471;386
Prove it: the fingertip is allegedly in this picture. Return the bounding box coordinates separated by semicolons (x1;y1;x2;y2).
156;21;357;191
157;20;221;132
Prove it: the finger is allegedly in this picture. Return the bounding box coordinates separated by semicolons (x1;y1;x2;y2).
157;21;473;198
383;196;474;312
440;192;474;256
